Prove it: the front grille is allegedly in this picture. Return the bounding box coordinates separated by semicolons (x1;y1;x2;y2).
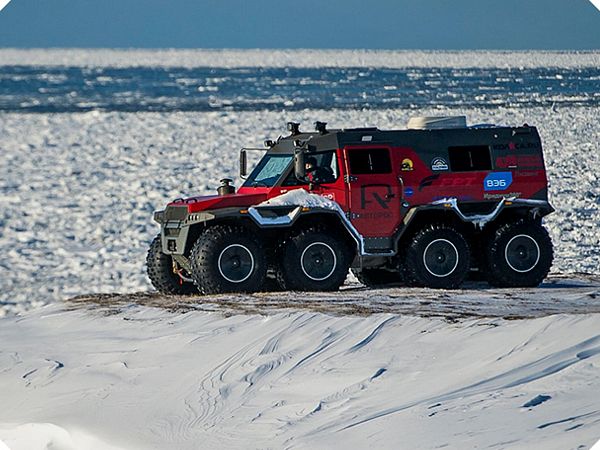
165;205;188;221
165;228;180;237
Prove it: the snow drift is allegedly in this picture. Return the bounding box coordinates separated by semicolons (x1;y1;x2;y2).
0;304;599;450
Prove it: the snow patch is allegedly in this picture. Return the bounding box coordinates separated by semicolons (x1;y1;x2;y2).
0;423;126;450
432;197;507;228
256;189;339;210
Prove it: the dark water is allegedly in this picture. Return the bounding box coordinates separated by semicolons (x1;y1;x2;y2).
1;66;598;113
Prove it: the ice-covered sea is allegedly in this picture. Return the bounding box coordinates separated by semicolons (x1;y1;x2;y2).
1;50;600;315
2;50;600;113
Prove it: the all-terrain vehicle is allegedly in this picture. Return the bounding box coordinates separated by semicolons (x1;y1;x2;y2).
147;117;554;294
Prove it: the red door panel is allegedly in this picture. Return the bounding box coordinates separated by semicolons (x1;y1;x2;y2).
343;146;403;238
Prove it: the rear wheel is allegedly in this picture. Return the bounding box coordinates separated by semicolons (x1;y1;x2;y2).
189;225;267;294
278;228;352;291
484;220;553;287
403;224;470;289
146;235;198;295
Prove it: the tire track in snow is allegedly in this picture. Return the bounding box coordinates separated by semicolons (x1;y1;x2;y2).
337;334;600;432
167;313;392;447
173;314;325;443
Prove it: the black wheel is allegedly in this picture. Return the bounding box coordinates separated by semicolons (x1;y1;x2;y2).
278;228;352;291
403;224;470;289
146;235;198;295
484;220;553;287
352;268;403;287
189;225;267;294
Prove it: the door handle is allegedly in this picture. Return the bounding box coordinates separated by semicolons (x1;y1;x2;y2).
397;176;404;202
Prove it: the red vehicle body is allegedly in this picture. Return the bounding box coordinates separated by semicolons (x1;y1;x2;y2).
148;118;554;294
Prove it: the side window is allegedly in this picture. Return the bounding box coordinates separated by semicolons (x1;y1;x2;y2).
448;145;492;171
348;148;392;174
282;150;339;186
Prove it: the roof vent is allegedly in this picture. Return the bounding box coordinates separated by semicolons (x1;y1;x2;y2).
407;116;467;130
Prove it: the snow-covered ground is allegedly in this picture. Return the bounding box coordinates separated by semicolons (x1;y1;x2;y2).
1;107;599;315
1;303;599;450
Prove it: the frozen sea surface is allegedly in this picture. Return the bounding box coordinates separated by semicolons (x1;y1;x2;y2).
0;107;599;315
2;50;600;113
3;65;600;112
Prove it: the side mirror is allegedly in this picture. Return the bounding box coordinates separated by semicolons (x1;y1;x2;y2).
240;149;248;178
294;150;306;180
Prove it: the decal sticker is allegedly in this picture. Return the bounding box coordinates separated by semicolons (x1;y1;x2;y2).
484;192;522;200
431;157;449;171
401;158;414;171
492;142;540;151
495;155;543;169
404;187;414;197
419;174;480;190
419;174;440;191
360;184;393;209
484;172;513;191
320;193;335;201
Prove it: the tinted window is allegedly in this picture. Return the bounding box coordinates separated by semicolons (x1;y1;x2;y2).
448;145;492;171
348;148;392;174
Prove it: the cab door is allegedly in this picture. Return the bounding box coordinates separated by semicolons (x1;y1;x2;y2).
343;146;403;243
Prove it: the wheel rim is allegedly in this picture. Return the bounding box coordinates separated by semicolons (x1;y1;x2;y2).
423;238;459;278
300;242;337;281
505;234;540;273
218;244;255;283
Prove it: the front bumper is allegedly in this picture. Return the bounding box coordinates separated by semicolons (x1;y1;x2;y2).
154;206;215;255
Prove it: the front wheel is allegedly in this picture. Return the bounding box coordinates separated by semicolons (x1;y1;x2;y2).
189;225;267;294
146;235;198;295
403;224;470;289
278;228;352;291
484;220;553;287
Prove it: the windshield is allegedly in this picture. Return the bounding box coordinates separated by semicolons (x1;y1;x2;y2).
243;153;293;187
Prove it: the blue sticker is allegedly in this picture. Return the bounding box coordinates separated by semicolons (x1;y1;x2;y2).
484;172;513;191
404;187;414;197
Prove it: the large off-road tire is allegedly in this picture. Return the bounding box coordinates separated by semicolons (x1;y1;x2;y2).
484;220;553;287
146;235;198;295
352;268;403;288
189;225;267;294
403;224;470;289
277;228;352;291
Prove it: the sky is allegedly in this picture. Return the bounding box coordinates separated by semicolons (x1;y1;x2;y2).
0;0;600;49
